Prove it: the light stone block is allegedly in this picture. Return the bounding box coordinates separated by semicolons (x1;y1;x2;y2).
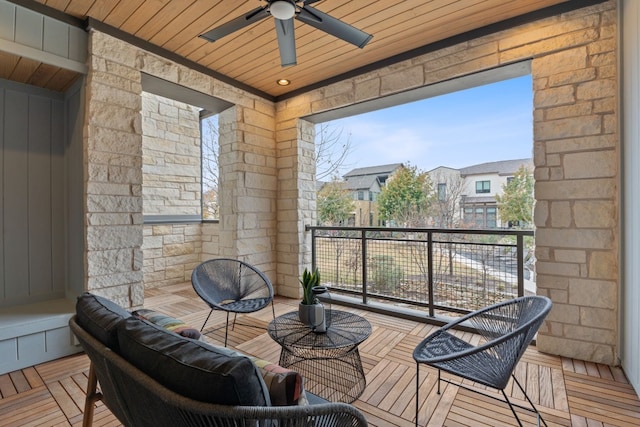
573;201;616;228
569;278;617;309
536;228;614;250
550;201;571;227
588;251;618;280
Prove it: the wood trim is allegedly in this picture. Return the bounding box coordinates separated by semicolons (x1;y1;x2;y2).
276;0;611;101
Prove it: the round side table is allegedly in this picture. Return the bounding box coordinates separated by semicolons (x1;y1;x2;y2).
267;309;371;403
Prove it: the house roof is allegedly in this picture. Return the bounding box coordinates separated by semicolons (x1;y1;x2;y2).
0;1;600;97
343;175;379;191
459;158;533;177
343;163;403;178
342;163;403;191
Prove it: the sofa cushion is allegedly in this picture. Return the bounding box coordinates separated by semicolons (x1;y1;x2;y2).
132;309;201;340
116;317;270;406
193;342;305;406
75;292;131;350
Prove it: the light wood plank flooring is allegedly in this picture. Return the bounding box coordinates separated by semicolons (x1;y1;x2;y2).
1;283;638;426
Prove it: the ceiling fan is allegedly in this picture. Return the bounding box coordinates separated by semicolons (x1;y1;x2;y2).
199;0;373;67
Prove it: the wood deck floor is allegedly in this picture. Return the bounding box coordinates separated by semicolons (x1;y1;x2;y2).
1;283;638;426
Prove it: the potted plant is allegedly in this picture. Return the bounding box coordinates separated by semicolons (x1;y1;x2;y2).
298;268;326;331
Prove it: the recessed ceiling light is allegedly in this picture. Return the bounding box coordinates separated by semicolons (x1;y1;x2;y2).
277;79;291;86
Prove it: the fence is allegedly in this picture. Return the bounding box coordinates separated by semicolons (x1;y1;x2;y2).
308;226;535;318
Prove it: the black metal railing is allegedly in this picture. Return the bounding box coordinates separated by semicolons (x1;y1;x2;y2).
308;226;535;319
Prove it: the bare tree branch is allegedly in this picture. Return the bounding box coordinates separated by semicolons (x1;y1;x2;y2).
201;115;219;219
315;123;355;181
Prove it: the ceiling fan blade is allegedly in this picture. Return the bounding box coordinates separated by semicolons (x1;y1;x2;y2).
303;0;324;5
199;6;269;42
275;18;297;67
297;6;372;48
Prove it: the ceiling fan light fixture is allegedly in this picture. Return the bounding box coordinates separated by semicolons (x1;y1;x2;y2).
270;1;296;20
277;78;291;86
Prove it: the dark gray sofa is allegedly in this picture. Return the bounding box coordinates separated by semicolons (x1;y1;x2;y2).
70;293;367;427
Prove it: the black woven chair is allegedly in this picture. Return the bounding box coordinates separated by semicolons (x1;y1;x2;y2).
192;258;275;346
413;295;552;427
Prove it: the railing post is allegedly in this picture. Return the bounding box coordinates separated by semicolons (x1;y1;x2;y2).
361;229;368;304
517;234;524;297
311;227;317;271
427;231;434;317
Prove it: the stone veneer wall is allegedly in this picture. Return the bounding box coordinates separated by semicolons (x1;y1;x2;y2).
84;30;276;308
141;92;203;288
275;1;619;364
141;92;201;216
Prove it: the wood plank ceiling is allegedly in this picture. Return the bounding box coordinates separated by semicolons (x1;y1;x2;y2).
5;0;590;97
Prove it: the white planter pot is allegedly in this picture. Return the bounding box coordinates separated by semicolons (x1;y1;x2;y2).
298;302;326;332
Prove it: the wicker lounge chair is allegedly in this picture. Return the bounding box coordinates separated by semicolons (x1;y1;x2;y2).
192;258;275;346
413;295;552;427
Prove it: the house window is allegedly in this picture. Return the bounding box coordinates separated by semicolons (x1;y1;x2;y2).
464;207;473;224
474;207;485;227
369;191;374;201
486;207;497;228
437;183;447;201
464;205;497;228
476;180;490;194
357;191;365;200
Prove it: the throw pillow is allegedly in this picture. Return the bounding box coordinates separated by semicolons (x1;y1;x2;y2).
116;317;271;406
132;309;201;340
75;292;131;350
250;357;304;406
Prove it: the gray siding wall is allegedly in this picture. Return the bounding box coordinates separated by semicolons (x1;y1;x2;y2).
65;78;85;298
0;79;66;307
622;0;640;395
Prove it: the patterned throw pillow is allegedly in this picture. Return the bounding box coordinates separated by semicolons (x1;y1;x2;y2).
132;309;201;340
250;357;304;406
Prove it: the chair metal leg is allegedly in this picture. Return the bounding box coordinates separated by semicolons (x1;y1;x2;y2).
501;389;525;427
510;374;548;427
200;309;214;332
224;312;230;347
415;363;420;427
231;312;238;330
437;369;441;394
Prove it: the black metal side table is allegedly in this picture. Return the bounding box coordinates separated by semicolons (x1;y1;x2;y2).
267;309;372;403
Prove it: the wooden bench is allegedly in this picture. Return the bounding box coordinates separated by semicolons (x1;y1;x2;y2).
0;299;81;375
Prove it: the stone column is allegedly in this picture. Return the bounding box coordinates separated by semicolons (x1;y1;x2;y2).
84;31;144;308
218;102;278;273
275;115;317;299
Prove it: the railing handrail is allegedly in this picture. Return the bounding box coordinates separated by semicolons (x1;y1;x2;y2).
306;224;534;236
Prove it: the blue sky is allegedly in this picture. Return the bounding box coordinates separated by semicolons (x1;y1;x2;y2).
324;75;533;175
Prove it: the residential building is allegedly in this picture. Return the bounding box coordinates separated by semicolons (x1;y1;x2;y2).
342;164;402;226
460;158;533;228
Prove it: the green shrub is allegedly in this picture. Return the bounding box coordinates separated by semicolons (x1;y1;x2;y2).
368;255;404;292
